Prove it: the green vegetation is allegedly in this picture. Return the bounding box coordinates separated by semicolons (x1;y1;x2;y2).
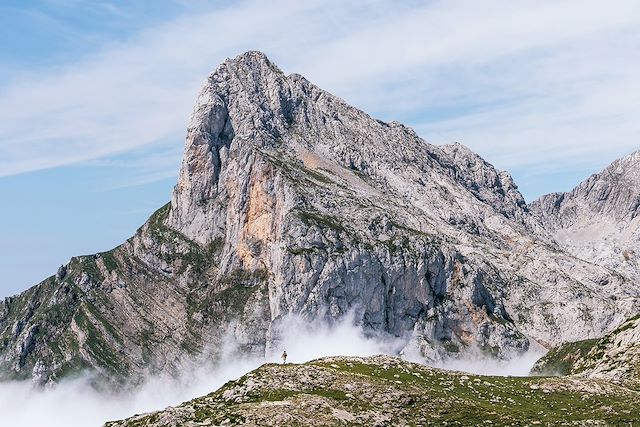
295;209;346;233
100;250;120;273
612;314;640;334
73;307;129;378
73;256;104;283
210;281;258;314
314;359;640;425
531;338;598;376
300;165;334;184
532;315;640;381
286;246;319;256
185;268;268;320
259;148;335;187
442;340;461;353
107;356;640;426
145;202;224;275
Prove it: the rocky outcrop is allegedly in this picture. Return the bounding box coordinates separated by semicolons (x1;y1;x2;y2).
530;150;640;282
105;355;640;426
531;315;640;381
1;51;639;386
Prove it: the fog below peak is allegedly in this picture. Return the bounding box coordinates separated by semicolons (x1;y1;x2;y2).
0;315;543;426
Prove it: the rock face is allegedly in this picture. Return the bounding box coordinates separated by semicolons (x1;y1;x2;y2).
532;315;640;381
105;355;640;426
530;150;640;282
1;51;639;386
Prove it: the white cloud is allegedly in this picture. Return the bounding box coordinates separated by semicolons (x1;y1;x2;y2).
0;314;541;426
83;139;183;190
0;315;398;426
0;0;638;197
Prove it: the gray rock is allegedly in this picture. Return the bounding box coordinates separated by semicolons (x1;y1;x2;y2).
531;314;640;382
56;265;67;281
105;355;640;427
1;51;638;386
531;150;640;282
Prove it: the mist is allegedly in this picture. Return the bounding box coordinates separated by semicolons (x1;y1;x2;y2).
432;349;544;377
0;314;543;426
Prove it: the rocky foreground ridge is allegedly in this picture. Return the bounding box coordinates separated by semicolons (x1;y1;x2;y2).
1;51;639;386
105;355;640;426
532;314;640;382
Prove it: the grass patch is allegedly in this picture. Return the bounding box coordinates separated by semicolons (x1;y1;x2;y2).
530;338;599;376
100;250;120;273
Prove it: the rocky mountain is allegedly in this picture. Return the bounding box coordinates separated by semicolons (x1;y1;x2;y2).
531;314;640;381
1;51;639;387
105;355;640;426
530;150;640;282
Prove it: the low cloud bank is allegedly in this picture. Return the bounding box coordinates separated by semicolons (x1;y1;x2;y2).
0;315;543;426
433;349;544;377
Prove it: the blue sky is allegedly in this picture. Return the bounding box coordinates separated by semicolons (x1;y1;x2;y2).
1;0;639;297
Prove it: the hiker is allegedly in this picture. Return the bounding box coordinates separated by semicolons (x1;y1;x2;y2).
281;350;288;364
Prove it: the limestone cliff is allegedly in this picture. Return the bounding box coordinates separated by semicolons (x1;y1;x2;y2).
1;52;639;386
530;150;640;282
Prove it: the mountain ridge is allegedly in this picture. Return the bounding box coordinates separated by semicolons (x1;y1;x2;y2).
1;51;638;387
530;149;640;282
531;314;640;381
105;355;640;426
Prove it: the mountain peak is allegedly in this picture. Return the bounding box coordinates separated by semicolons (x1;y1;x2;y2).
2;52;638;388
531;148;640;282
604;149;640;189
229;49;270;63
216;50;282;78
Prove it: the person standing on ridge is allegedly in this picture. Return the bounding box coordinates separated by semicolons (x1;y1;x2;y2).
281;350;287;364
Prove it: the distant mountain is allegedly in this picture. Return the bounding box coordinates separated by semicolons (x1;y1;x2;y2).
1;51;638;386
105;355;640;426
530;150;640;282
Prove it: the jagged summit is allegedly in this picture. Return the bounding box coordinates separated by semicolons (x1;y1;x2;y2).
531;148;640;281
209;51;285;90
533;149;640;223
1;52;639;387
222;49;274;65
170;50;534;244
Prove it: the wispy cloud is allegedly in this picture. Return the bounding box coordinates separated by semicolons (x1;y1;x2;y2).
82;139;182;190
1;0;638;196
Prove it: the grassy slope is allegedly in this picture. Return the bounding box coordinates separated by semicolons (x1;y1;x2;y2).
532;314;640;380
105;355;640;427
